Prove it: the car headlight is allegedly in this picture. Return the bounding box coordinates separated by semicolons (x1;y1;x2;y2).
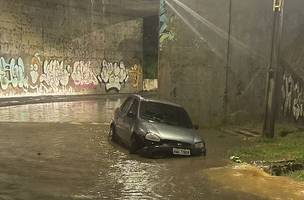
145;132;161;142
194;142;205;149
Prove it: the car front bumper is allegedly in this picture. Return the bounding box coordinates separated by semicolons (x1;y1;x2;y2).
137;142;207;157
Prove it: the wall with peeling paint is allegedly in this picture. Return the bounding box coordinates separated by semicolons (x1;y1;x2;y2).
0;0;143;97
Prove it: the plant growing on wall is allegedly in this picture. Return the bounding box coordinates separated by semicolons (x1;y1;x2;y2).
159;0;176;50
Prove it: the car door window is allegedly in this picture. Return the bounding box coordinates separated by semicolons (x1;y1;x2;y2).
128;99;139;115
120;98;134;115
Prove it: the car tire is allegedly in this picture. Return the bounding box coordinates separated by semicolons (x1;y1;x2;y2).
129;134;140;154
109;125;118;142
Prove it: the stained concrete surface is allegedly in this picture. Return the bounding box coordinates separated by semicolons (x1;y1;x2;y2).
0;0;146;97
0;98;283;199
159;0;304;126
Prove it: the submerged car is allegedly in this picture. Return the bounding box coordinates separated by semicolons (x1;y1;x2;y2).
109;95;206;157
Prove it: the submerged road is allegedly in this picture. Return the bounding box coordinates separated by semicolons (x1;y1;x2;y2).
0;97;266;200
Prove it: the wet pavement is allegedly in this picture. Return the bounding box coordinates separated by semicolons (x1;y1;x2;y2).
0;97;288;199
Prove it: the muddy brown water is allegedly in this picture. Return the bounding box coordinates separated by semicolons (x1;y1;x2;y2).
0;98;284;199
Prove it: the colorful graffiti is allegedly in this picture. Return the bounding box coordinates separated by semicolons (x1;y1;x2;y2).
30;53;41;87
0;54;141;96
39;60;71;92
71;61;98;88
30;54;74;94
97;60;129;91
282;71;304;121
0;57;29;91
159;0;176;50
129;64;142;89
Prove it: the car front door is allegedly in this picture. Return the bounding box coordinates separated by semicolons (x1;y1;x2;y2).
121;99;139;145
116;97;134;144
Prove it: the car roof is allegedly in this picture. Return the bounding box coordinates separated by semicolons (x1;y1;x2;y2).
130;94;183;108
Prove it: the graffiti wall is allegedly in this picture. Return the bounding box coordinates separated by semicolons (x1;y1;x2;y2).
0;0;144;98
0;54;142;97
281;69;304;121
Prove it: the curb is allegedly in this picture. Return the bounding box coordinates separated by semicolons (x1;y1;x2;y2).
0;91;157;108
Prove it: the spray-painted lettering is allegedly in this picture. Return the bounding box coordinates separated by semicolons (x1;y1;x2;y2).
0;57;28;91
0;54;142;96
97;60;129;91
39;60;71;92
282;72;304;121
71;61;98;88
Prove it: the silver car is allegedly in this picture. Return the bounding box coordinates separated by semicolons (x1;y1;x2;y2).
109;95;206;157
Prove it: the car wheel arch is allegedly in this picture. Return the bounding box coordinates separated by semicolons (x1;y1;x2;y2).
129;132;142;154
131;132;139;140
131;132;144;146
109;123;118;142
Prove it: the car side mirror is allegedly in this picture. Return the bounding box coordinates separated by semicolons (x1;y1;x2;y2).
193;125;199;130
127;111;135;119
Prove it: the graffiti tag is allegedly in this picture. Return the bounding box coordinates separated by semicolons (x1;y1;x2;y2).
39;60;71;92
71;61;98;88
0;57;28;91
282;72;304;120
97;60;128;91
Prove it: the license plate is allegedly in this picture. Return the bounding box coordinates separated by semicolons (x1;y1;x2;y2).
173;148;191;156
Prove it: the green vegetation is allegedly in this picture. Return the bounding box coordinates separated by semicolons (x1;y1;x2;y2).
230;132;304;162
229;128;304;181
288;170;304;181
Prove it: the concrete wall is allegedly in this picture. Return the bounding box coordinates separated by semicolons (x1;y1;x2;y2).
279;0;304;123
0;0;143;97
159;0;304;126
143;15;159;79
226;0;273;123
159;0;227;126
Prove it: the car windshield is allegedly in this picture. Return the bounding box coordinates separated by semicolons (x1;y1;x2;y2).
139;101;193;129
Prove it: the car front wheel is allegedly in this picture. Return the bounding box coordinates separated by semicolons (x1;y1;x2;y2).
109;125;118;142
129;134;141;154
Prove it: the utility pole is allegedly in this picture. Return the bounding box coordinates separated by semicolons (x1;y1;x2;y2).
263;0;285;138
223;0;232;124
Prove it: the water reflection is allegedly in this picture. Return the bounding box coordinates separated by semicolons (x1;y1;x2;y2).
0;98;122;123
108;159;164;200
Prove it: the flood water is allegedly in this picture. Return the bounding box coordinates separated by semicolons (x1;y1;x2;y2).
0;98;276;199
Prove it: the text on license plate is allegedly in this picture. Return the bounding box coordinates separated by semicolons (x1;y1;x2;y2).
173;148;191;156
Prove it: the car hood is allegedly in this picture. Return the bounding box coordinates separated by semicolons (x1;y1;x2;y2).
142;121;202;144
